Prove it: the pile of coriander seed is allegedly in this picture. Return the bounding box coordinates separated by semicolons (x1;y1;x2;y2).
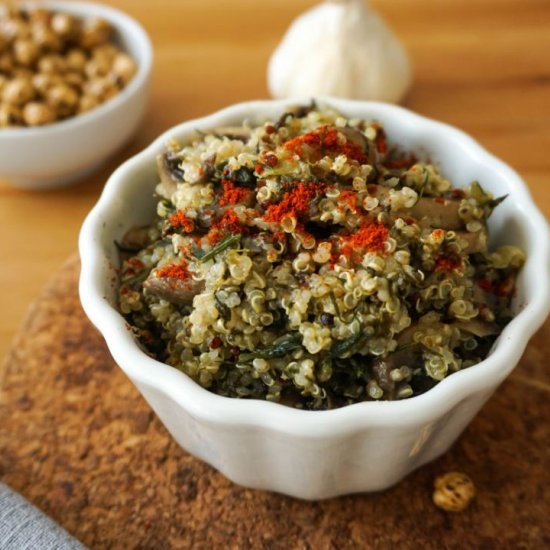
0;3;137;127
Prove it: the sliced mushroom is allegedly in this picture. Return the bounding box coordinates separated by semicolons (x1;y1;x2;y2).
368;185;464;230
339;126;369;152
454;319;500;338
396;323;419;345
156;151;185;198
455;229;488;254
194;154;216;184
143;274;205;306
211;126;251;142
371;357;396;394
408;198;463;230
371;347;421;398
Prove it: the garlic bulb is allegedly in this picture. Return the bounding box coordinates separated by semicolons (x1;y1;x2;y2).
267;0;411;103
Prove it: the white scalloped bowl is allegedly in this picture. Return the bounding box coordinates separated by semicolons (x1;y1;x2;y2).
79;98;550;500
0;1;152;189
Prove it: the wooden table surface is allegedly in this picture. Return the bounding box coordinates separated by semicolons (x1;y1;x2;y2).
0;0;549;361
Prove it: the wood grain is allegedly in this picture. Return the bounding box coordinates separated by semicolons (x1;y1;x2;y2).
0;0;549;359
0;256;549;549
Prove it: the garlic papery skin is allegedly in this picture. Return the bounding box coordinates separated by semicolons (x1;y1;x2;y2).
267;0;411;104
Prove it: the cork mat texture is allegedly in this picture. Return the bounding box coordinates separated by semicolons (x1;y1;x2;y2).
0;255;549;550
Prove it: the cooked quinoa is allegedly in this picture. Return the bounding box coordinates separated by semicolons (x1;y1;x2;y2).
117;104;525;409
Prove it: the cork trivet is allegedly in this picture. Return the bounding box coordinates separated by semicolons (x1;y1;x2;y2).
0;255;549;549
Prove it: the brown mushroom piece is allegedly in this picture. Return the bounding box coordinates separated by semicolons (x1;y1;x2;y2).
454;319;500;338
395;323;418;345
339;126;369;152
369;185;464;230
371;357;396;395
211;126;251;142
408;197;463;230
455;229;488;254
339;125;381;165
143;274;205;307
194;154;217;184
371;347;421;399
156;151;185;198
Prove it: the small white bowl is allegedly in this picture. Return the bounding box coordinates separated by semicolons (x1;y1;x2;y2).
79;98;550;500
0;1;152;189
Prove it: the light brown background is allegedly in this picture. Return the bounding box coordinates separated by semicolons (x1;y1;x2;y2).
1;0;549;360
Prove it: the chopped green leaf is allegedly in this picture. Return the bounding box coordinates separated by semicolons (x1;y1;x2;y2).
487;194;508;209
238;333;302;362
470;181;508;216
199;234;242;263
191;242;205;260
470;181;491;205
331;331;364;357
418;168;430;199
228;166;257;187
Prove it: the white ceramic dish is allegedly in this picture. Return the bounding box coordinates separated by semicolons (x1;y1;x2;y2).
0;1;152;189
79;98;550;500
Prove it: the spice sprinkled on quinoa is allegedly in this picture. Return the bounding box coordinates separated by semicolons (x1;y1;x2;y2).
117;104;524;409
167;211;194;233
